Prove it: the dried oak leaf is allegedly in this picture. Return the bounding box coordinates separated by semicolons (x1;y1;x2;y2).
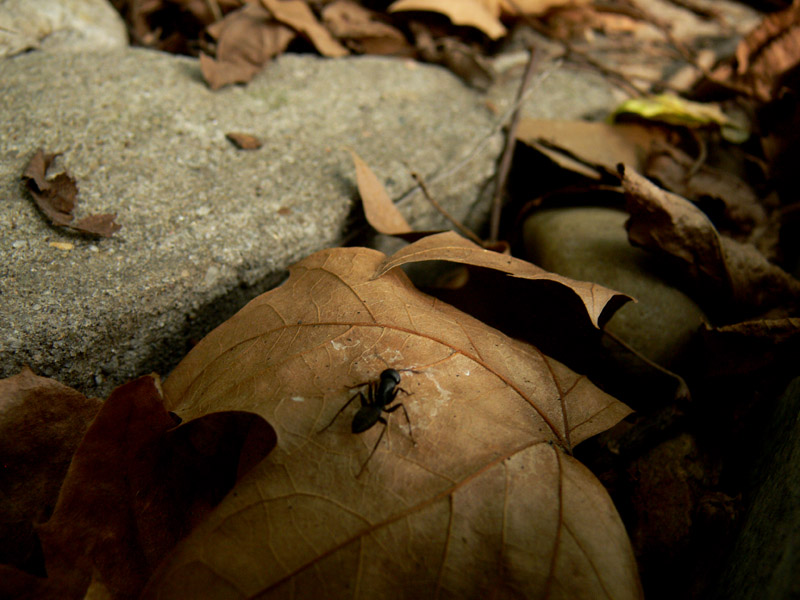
201;3;295;90
21;149;121;237
620;165;800;314
322;0;411;55
0;368;101;574
261;0;348;57
4;375;275;600
389;0;507;40
141;245;641;599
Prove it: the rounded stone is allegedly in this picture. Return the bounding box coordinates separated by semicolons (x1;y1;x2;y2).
523;207;707;368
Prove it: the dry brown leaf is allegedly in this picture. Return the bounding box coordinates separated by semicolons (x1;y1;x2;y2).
225;132;263;149
21;149;121;237
0;368;101;574
494;0;591;17
322;0;411;55
261;0;349;57
201;3;295;90
718;1;800;102
349;149;413;236
376;230;632;329
620;165;800;313
139;245;641;599
701;318;800;377
516;119;660;177
389;0;507;40
644;144;770;244
12;375;275;600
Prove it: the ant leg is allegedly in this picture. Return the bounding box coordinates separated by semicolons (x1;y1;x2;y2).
356;416;388;478
385;402;415;444
318;391;364;433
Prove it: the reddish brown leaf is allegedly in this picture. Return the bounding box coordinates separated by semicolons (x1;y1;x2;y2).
201;3;295;90
21;149;121;237
225;132;263;149
261;0;349;57
19;376;275;600
0;368;101;575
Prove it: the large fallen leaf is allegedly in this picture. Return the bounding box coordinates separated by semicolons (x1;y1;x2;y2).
389;0;507;40
0;369;101;574
261;0;349;57
3;376;275;600
201;3;295;90
376;230;632;329
21;149;121;237
141;245;641;599
620;165;800;314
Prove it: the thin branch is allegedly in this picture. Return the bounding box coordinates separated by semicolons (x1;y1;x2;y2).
410;171;484;245
489;46;537;242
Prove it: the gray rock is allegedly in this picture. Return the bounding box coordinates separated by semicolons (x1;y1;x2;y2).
0;48;506;396
523;207;707;368
0;0;127;58
714;376;800;600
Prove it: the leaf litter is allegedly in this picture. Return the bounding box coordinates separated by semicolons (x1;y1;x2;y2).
9;1;800;598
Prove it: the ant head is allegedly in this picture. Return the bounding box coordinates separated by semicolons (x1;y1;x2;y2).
380;368;401;384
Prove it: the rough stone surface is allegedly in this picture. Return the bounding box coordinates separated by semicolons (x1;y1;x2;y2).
714;377;800;600
523;207;707;368
1;40;627;398
0;0;127;58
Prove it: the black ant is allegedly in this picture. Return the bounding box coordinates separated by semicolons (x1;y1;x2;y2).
319;368;415;477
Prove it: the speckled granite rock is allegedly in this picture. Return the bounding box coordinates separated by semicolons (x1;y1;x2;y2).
1;48;509;396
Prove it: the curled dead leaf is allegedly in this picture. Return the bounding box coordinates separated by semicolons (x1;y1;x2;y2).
620;165;800;314
21;149;121;237
375;230;633;329
141;245;640;599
